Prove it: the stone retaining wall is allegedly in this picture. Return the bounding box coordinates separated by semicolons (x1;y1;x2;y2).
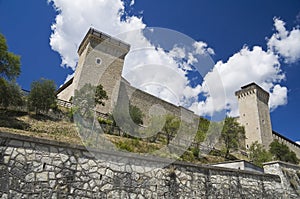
264;161;300;198
0;131;292;199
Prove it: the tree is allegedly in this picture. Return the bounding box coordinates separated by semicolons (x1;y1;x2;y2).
195;117;210;147
129;104;143;125
28;79;57;114
73;83;108;117
0;33;23;110
0;78;23;108
191;117;210;157
248;141;273;167
269;140;299;164
162;114;180;145
95;84;108;106
0;33;21;81
221;117;245;159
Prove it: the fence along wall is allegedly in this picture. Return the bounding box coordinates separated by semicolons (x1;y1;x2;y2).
0;131;294;199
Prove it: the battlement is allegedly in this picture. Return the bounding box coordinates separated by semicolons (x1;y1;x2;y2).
77;28;130;58
235;82;269;105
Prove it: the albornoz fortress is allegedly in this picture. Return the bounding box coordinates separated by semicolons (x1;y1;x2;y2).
2;28;300;198
57;28;300;158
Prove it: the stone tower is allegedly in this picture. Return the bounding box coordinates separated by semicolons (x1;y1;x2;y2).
235;83;273;149
58;28;130;113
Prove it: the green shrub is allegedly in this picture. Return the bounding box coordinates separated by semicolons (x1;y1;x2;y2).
180;150;195;162
68;107;78;122
116;141;134;152
98;117;113;125
190;147;200;158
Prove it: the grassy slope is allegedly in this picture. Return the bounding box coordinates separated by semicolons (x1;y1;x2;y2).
0;108;233;164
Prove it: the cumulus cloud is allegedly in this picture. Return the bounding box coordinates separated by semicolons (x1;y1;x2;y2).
189;46;287;116
49;1;297;118
189;18;300;117
193;41;215;56
49;0;214;114
129;0;135;7
269;84;288;110
122;39;213;107
49;0;145;69
268;18;300;63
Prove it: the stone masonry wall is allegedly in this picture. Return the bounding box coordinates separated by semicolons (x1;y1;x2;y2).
121;80;198;126
272;133;300;158
0;131;291;199
264;161;300;198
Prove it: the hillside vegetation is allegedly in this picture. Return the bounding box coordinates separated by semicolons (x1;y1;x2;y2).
0;108;237;164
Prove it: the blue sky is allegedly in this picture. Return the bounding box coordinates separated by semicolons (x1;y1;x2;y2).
0;0;300;141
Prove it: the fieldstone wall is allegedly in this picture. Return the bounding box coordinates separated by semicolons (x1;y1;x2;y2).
264;161;300;198
0;131;289;199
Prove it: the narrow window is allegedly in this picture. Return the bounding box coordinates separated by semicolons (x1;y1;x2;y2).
96;58;102;65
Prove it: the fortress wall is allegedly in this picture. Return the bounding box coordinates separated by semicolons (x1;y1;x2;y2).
0;131;295;199
272;133;300;158
124;82;180;117
121;81;198;126
57;80;74;102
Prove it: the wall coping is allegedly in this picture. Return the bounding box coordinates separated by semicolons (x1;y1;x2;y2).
0;131;280;181
263;161;300;169
272;130;300;149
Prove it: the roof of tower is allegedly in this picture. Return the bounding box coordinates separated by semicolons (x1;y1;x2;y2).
235;82;269;97
241;82;263;90
77;28;131;56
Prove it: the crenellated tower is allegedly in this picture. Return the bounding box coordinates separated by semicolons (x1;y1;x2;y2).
235;83;273;149
57;28;130;113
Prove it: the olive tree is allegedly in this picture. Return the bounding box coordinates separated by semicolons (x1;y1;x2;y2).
221;117;245;159
28;79;57;114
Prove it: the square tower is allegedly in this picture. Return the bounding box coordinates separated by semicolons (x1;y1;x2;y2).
57;28;130;113
235;83;273;149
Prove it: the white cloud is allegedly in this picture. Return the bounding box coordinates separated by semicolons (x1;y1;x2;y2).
189;17;300;117
191;17;300;117
122;43;205;107
49;0;213;113
193;41;215;56
269;84;288;110
49;1;296;118
49;0;145;69
268;18;300;63
189;46;287;116
130;0;135;7
169;46;186;59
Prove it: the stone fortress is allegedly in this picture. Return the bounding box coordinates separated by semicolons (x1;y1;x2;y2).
2;28;300;199
57;28;300;158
